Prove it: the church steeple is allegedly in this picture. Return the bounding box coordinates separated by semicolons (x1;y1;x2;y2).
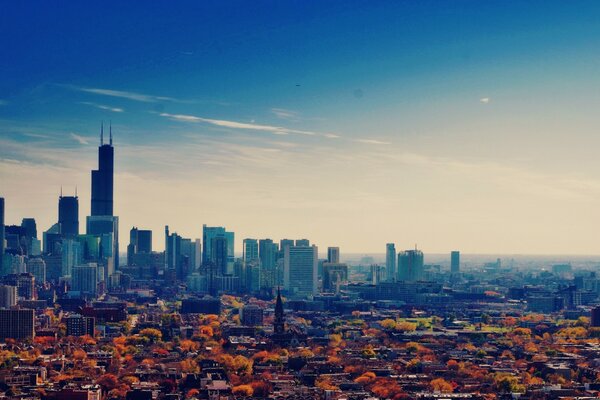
274;287;285;334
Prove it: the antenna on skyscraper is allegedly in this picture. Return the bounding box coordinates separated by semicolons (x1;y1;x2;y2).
100;121;104;145
109;120;113;145
60;186;63;197
75;185;78;197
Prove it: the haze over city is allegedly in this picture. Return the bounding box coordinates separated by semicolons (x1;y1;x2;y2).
2;1;600;255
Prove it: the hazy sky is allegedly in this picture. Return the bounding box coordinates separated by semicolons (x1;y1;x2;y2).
2;1;600;255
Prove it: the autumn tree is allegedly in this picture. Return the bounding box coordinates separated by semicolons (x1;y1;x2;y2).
232;384;254;396
96;373;119;393
430;378;453;393
139;328;162;342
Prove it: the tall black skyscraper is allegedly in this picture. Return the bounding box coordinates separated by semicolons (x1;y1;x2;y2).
91;123;114;216
0;198;4;272
59;195;79;236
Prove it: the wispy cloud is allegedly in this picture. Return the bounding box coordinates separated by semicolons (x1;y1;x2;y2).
70;133;90;145
271;108;299;120
22;132;51;139
159;112;338;138
80;101;124;113
354;138;391;145
480;97;490;104
66;85;177;103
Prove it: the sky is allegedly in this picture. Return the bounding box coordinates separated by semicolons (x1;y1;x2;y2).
2;1;600;255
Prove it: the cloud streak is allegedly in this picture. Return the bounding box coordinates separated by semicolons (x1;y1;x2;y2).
66;85;178;103
80;101;124;113
271;108;299;120
70;133;90;145
354;138;391;145
159;112;336;138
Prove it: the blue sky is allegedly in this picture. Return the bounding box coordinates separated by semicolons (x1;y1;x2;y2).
2;1;600;254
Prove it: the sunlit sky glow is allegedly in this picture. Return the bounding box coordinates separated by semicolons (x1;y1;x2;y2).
2;1;600;254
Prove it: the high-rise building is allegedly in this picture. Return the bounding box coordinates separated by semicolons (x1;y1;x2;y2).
397;249;424;282
91;123;114;216
66;313;95;337
180;238;195;277
43;223;62;254
165;226;194;280
451;251;460;274
0;309;35;339
284;245;318;298
295;239;310;247
370;264;385;285
202;225;234;267
58;195;79;236
194;239;202;269
86;215;119;275
211;235;228;275
72;263;98;297
0;285;17;308
259;239;278;290
386;243;396;282
27;257;46;284
243;239;259;264
278;239;294;261
241;304;263;326
244;261;261;294
2;273;35;300
20;218;37;255
135;228;152;254
128;227;152;265
279;239;294;251
327;247;340;263
322;263;348;292
88;124;118;275
0;198;4;273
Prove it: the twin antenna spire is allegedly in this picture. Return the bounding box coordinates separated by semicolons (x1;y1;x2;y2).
59;186;78;197
100;121;113;145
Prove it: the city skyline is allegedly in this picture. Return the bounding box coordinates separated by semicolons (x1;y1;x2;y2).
3;2;600;254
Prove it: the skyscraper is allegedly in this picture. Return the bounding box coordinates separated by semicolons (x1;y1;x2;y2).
278;239;294;261
211;235;228;275
194;239;202;269
86;215;119;275
128;227;152;265
451;251;460;274
165;226;191;279
243;239;259;264
386;243;396;282
59;195;79;236
295;239;310;247
202;224;235;264
0;198;4;273
91;123;114;216
27;257;46;284
0;285;17;309
259;239;278;290
284;244;318;299
72;263;98;297
322;263;348;292
87;124;119;273
327;247;340;263
20;218;37;241
397;249;424;282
